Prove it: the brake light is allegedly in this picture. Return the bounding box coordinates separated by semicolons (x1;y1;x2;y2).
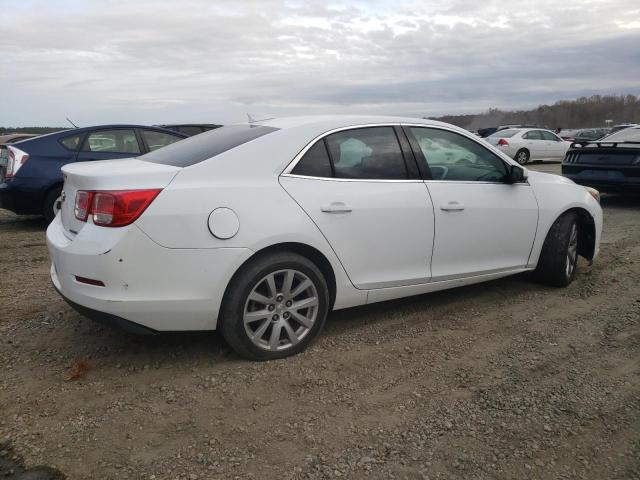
74;189;161;227
497;138;509;146
5;146;29;179
74;191;92;221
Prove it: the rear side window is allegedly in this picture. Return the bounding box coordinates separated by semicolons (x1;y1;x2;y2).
325;127;407;179
82;129;141;154
141;129;183;152
141;125;279;167
541;131;561;141
60;134;82;151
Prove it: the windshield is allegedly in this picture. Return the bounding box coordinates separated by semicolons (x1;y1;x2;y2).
141;124;279;167
601;127;640;142
488;129;519;138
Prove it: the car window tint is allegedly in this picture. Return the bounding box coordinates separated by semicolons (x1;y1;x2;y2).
177;126;204;136
325;127;407;180
409;127;507;182
541;131;560;141
141;124;279;167
291;140;332;177
489;129;519;138
523;130;542;140
60;134;82;151
83;129;140;154
141;130;183;152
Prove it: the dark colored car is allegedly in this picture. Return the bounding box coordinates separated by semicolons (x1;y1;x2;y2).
0;125;186;222
562;126;640;193
156;124;221;136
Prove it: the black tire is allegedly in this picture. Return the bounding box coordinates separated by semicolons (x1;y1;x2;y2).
219;252;330;361
534;212;579;287
43;186;63;223
515;149;530;165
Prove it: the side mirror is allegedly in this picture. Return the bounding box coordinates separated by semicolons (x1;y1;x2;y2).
507;165;527;184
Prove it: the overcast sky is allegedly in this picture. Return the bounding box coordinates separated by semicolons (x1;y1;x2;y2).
1;0;639;126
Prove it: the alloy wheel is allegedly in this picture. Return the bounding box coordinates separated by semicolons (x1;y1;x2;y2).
566;223;578;277
243;269;319;351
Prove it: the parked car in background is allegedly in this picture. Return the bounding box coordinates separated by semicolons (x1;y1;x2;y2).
609;123;638;135
156;124;221;136
562;126;640;193
563;128;610;143
47;115;601;361
486;128;569;164
0;125;186;222
477;124;542;138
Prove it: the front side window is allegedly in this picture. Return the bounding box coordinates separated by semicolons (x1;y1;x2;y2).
82;129;140;154
141;129;183;152
540;130;561;141
324;127;407;179
409;127;508;182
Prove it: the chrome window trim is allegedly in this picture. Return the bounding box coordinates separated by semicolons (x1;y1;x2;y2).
279;121;524;185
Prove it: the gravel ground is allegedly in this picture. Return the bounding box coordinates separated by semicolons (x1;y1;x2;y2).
1;161;639;480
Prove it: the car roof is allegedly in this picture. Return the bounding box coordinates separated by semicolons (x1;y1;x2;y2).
255;115;463;136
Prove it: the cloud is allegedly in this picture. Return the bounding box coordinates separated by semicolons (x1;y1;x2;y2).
1;0;639;126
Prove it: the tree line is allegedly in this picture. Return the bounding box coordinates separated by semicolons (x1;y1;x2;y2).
429;94;640;131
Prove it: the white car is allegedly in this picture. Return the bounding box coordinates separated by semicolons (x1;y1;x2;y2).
47;116;602;360
486;128;570;164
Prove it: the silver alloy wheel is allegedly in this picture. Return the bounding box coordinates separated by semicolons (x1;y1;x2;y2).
566;223;578;277
516;151;528;165
243;269;319;351
53;195;63;216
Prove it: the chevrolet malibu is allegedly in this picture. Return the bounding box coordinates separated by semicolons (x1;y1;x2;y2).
47;116;602;361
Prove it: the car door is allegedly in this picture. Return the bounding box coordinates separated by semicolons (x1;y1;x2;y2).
540;130;568;160
280;126;435;289
404;126;538;280
75;128;142;163
521;130;546;160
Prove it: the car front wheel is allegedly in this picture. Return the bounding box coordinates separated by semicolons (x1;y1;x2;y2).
219;252;329;361
534;212;579;287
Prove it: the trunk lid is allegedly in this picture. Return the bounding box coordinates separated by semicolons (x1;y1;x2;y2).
60;158;181;236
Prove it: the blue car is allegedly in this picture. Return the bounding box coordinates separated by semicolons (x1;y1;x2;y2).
0;125;187;222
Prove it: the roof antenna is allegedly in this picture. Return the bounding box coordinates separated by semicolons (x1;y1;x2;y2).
247;113;256;123
247;113;275;124
66;117;79;128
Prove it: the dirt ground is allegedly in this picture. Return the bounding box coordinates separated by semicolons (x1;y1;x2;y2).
1;161;639;480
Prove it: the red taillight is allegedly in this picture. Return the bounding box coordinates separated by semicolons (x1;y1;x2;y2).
74;189;161;227
74;191;92;221
5;147;29;179
497;138;509;146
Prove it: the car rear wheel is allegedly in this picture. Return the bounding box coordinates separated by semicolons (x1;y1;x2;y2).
515;149;530;165
219;252;329;361
43;187;63;224
534;212;579;287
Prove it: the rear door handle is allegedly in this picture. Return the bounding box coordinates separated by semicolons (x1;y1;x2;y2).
321;202;352;213
440;201;465;212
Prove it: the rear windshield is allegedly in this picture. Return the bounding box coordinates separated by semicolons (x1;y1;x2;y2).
601;127;640;142
488;129;519;138
141;124;279;167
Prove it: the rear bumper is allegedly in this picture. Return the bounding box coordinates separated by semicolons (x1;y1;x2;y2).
0;181;43;214
47;215;253;331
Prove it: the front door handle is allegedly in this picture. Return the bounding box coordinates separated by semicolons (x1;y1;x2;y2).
321;202;352;213
440;201;465;212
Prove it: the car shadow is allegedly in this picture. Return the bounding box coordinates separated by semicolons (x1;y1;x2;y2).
600;194;640;209
0;213;47;232
63;272;541;365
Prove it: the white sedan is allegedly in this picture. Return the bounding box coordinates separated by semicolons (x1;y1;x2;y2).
47;116;602;360
486;128;570;164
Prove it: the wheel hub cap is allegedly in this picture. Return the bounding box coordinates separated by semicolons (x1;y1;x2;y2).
243;269;319;352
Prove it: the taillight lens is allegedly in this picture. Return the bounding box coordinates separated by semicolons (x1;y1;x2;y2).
74;189;161;227
74;191;92;221
5;147;29;179
497;138;509;146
